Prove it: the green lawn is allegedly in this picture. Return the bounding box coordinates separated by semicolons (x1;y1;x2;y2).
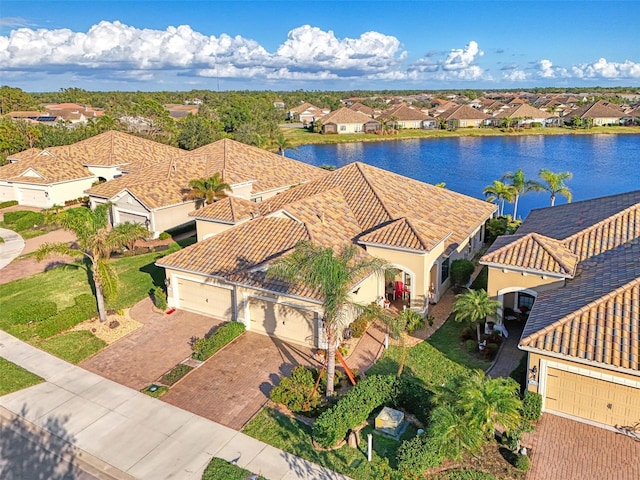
0;357;43;395
426;316;491;371
35;331;107;364
201;457;266;480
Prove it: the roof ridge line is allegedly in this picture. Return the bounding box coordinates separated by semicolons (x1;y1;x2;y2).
354;162;394;220
404;217;430;250
229;196;237;220
521;276;640;347
562;201;640;246
531;233;577;275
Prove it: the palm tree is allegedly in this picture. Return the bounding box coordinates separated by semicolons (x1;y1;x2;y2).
386;308;423;377
267;241;387;397
428;403;485;460
187;173;231;206
501;168;543;220
273;133;298;157
483;180;517;216
452;289;501;343
538;168;573;206
113;221;152;251
35;205;149;322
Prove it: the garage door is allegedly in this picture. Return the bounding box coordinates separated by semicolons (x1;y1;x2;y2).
544;367;640;427
176;278;233;319
249;298;316;347
20;188;48;207
117;211;148;225
0;185;15;203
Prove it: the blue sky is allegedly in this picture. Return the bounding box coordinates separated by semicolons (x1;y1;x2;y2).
1;0;639;92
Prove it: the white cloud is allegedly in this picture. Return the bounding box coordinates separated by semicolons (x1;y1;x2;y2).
503;69;528;82
571;57;640;79
407;40;488;82
536;59;569;79
442;41;483;71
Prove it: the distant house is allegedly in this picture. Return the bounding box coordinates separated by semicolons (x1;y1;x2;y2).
42;103;104;124
621;106;640;126
320;108;380;134
86;138;326;238
378;104;436;129
163;104;199;119
438;105;488;128
6;111;58;124
564;100;625;126
273;99;286;109
348;102;376;117
481;191;640;431
287;102;329;125
486;104;554;127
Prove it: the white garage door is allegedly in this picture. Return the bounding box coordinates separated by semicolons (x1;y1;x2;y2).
20;188;48;207
0;185;16;202
544;367;640;427
249;298;317;347
117;211;148;225
176;278;233;319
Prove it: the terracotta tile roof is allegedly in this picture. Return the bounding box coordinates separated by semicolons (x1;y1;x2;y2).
6;148;42;161
379;104;430;122
492;104;553;119
481;232;578;277
87;138;326;209
348;103;375;117
190;196;260;223
568;100;624;119
321;107;377;125
44;130;184;170
289;102;321;114
520;240;640;371
441;104;489;120
359;217;452;252
0;150;93;184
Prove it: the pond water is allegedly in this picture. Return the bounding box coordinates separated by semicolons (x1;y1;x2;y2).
288;134;640;219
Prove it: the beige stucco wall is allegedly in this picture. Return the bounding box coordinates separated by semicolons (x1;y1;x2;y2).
50;179;95;206
164;268;231;307
230;182;253;200
195;219;236;241
486;266;565;298
86;165;123;181
152;202;197;236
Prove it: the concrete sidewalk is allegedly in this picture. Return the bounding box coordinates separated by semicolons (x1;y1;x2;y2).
0;331;350;480
0;228;25;270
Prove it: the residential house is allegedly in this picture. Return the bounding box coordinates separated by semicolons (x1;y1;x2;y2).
481;191;640;430
348;102;376;118
6;111;59;124
620;106;640;126
378;104;437;130
287;102;329;126
438;105;489;128
1;130;183;208
157;162;496;348
320;107;381;134
486;104;554;127
86;138;326;238
564;100;624;126
42;103;104;124
163;104;199;119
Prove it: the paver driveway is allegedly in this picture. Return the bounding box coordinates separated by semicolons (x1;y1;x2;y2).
80;298;224;390
523;413;640;480
162;332;319;430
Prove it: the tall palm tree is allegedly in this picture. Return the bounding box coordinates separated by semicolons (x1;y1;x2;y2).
386;308;423;377
267;241;387;397
452;289;501;343
483;180;517;216
35;205;149;322
187;173;231;206
113;221;152;251
501;168;543;220
273;133;298;157
538;168;573;206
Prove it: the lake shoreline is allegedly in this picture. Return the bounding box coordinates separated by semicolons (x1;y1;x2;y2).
282;125;640;148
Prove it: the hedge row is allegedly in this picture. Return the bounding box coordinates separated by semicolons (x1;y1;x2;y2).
312;375;401;447
396;434;443;479
192;322;245;361
34;294;97;338
8;302;58;324
3;211;45;231
0;200;19;209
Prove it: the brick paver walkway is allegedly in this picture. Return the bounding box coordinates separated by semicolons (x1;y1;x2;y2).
80;298;224;390
162;332;319;430
523;413;640;480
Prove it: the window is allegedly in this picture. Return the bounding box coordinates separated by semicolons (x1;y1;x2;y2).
340;125;347;131
251;197;263;203
518;292;535;310
440;258;450;283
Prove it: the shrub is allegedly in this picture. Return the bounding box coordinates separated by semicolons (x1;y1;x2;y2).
151;286;167;310
10;212;45;231
460;326;475;342
514;454;530;471
349;315;369;338
485;342;499;359
191;322;245;361
160;364;193;386
404;310;425;334
35;294;97;338
439;469;497;480
397;434;443;478
531;122;543;128
270;365;319;412
312;375;400;447
450;259;475;287
398;376;432;424
3;210;31;224
8;302;57;324
158;231;171;240
522;391;542;422
0;200;19;209
465;339;477;353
